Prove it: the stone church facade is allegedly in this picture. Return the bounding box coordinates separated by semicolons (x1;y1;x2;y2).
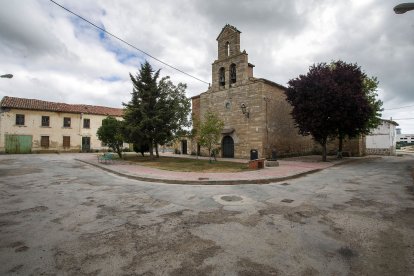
191;25;315;159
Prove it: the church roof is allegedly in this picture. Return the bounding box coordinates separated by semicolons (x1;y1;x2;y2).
216;24;241;41
256;78;287;90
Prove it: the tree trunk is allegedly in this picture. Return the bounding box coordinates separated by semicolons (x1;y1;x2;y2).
338;133;343;159
155;143;159;158
116;146;123;159
321;141;327;162
149;142;154;158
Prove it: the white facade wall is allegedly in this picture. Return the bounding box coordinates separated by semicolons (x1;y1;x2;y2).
397;134;414;144
0;108;122;153
366;120;397;155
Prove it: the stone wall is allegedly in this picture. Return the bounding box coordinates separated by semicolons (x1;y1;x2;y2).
325;136;366;157
200;80;265;159
197;78;315;159
263;81;315;158
366;148;393;155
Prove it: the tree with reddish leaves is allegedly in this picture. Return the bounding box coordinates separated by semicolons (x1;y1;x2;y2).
330;61;382;156
286;61;382;161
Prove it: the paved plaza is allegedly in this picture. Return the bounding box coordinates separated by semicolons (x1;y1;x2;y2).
0;153;413;275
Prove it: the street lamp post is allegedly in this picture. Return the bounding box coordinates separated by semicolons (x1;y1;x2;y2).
0;74;13;78
394;3;414;14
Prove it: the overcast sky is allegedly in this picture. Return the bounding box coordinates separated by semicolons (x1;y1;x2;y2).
1;0;413;132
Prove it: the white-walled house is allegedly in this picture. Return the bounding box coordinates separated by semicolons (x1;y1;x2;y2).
0;96;124;153
397;133;414;144
366;119;398;155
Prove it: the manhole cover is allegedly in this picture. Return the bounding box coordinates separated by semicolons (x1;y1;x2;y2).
221;196;243;202
281;199;294;203
213;194;254;205
280;182;290;186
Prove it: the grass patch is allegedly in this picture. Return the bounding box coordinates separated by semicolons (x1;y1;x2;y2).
124;156;251;172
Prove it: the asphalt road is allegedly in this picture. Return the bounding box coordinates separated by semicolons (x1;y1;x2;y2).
0;153;413;275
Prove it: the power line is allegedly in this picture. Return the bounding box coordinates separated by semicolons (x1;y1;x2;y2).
384;104;414;110
392;118;414;120
49;0;210;85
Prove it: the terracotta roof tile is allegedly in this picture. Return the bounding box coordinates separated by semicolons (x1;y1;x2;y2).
0;96;123;117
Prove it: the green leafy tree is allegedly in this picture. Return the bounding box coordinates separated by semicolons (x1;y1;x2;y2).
123;61;159;158
363;76;383;130
189;113;201;159
153;76;191;156
198;110;224;162
123;61;190;158
97;116;124;158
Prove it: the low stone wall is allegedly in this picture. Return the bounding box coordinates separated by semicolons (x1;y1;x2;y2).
366;148;391;156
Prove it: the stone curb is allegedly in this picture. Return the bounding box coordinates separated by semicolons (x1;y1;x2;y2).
76;157;379;185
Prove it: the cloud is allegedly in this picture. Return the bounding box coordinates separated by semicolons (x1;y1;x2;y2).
0;0;413;132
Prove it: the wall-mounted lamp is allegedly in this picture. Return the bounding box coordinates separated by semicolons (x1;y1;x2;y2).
240;103;249;118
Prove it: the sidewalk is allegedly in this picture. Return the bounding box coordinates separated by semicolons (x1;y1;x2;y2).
76;153;372;185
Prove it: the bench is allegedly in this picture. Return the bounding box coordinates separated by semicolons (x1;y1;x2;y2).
248;158;265;169
98;152;114;164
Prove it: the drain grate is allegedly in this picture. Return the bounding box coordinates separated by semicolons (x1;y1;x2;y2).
281;199;294;203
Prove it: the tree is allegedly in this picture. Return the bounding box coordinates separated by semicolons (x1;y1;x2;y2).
286;63;338;161
97;116;124;158
123;61;190;158
123;61;159;158
286;60;383;161
198;110;224;162
153;76;191;156
189;113;201;159
329;61;382;156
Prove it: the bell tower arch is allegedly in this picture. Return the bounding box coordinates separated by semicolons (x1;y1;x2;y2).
211;25;252;91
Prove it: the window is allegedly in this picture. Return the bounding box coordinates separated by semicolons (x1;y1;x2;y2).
63;117;71;128
83;118;90;129
63;136;70;148
230;63;236;83
226;41;230;56
16;114;25;125
41;116;50;127
40;136;49;148
219;67;225;86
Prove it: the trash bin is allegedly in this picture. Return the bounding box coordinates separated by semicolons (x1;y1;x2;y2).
250;149;258;160
271;150;277;161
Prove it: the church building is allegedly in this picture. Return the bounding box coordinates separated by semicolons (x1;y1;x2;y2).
191;25;315;159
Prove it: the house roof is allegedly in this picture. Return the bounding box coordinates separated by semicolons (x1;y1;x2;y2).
381;119;399;126
0;96;124;117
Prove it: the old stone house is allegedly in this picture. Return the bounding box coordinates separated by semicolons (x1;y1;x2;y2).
190;25;316;159
0;96;124;153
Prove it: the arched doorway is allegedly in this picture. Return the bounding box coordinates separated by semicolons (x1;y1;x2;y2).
222;136;234;158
